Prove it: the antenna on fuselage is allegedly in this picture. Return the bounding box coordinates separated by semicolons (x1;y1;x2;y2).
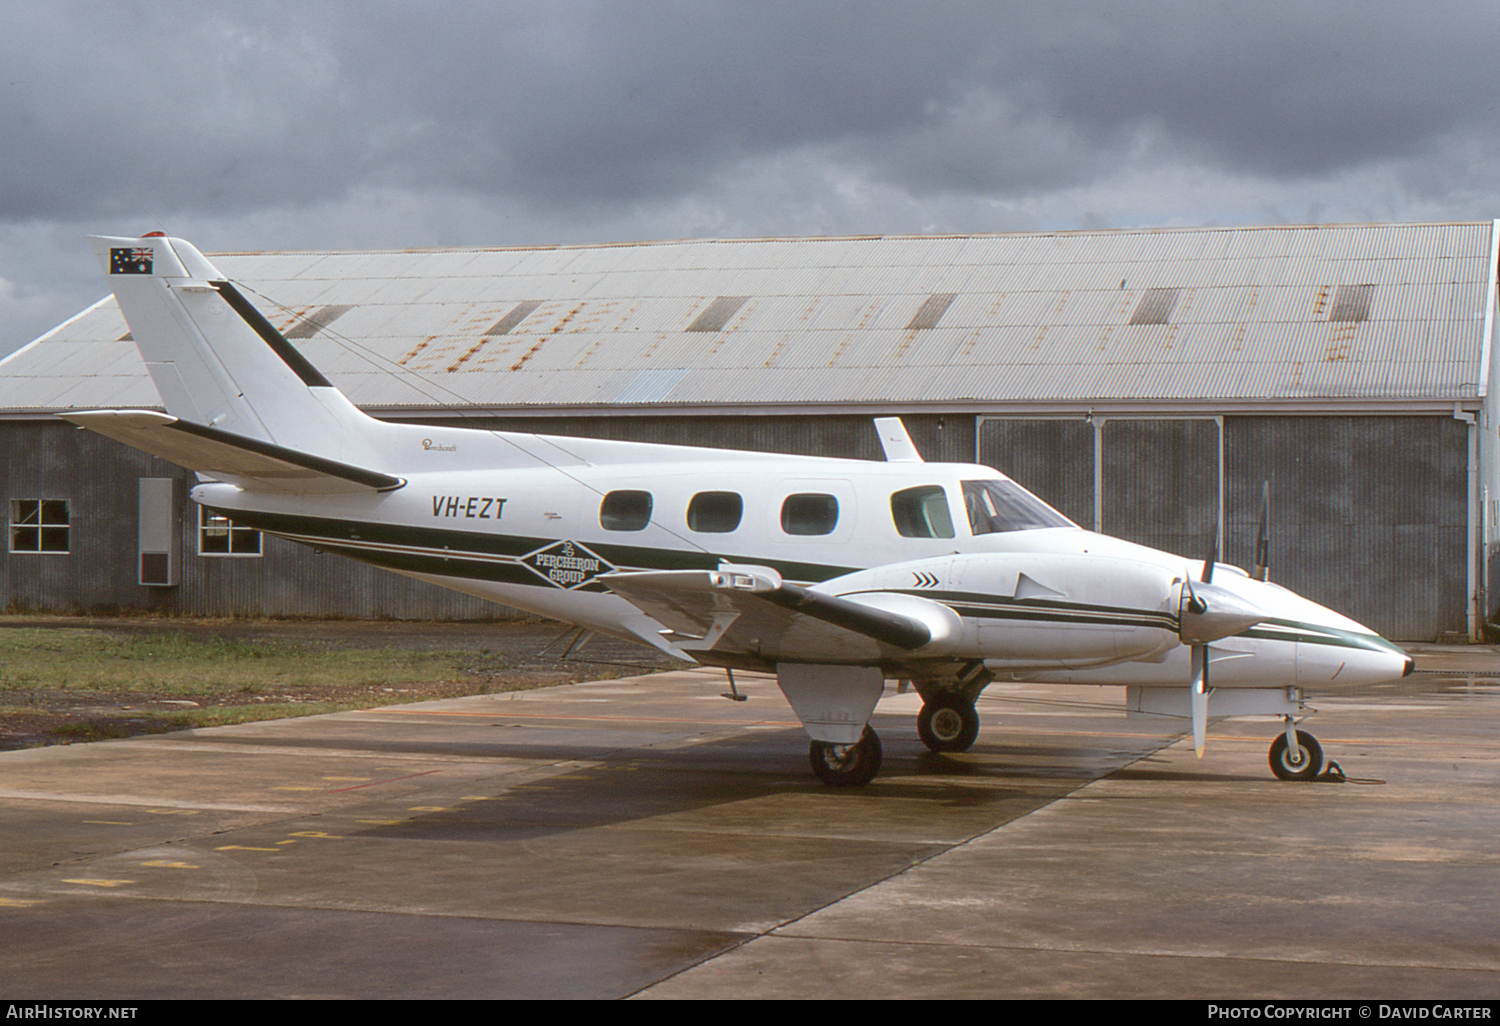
873;417;924;463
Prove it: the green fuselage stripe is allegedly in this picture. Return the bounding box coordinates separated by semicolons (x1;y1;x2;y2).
212;507;856;590
223;508;1394;655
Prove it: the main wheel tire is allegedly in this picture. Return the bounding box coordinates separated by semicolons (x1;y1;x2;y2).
917;695;980;753
1268;730;1323;782
809;726;882;787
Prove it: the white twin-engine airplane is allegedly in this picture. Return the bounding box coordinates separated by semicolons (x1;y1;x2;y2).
68;234;1413;786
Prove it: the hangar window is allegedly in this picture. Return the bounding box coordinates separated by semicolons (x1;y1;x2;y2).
781;493;839;536
600;490;653;532
485;300;544;336
962;480;1074;535
199;507;262;556
285;304;353;340
9;499;69;553
1329;284;1374;323
906;293;958;330
1129;288;1181;325
890;486;954;539
686;296;750;332
687;491;743;533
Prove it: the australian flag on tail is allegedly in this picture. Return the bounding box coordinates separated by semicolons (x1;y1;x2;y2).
109;247;153;274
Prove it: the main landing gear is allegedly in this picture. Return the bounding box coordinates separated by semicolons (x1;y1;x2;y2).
804;691;981;786
916;694;981;753
809;726;882;787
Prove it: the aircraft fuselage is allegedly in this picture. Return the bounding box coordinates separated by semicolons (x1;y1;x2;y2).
192;438;1409;694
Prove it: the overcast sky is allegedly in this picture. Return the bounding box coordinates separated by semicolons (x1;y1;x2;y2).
4;0;1500;356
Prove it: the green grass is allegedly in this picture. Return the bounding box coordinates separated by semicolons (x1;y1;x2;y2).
0;627;478;694
0;623;528;743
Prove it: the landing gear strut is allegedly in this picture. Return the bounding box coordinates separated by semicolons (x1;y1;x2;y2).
1268;729;1323;781
809;726;882;787
917;694;980;752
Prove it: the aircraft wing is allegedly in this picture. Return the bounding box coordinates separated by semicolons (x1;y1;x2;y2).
602;567;955;665
61;410;405;494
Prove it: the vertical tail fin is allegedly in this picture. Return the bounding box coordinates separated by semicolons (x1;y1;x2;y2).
90;234;381;465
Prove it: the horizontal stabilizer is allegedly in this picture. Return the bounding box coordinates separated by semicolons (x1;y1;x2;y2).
61;410;405;494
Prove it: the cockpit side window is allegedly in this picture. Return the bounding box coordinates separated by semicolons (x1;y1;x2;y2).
961;479;1074;534
600;490;653;531
687;491;744;533
890;485;955;538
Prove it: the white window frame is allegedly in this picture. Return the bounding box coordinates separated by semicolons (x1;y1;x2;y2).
9;498;70;554
198;506;262;557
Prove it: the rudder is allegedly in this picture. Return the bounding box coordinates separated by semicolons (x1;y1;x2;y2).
90;233;380;465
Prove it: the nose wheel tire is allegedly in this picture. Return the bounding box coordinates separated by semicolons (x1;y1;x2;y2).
810;726;882;787
1269;730;1323;781
917;695;981;753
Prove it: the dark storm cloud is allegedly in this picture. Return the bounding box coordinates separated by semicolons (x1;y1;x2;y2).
1;2;366;218
266;1;1003;203
5;1;1499;224
834;3;1500;195
9;0;1500;361
1016;3;1500;180
5;1;976;216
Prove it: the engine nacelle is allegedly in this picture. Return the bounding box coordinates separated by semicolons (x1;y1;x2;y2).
1178;578;1268;645
823;551;1183;669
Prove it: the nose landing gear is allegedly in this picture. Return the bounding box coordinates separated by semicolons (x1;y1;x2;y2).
1268;728;1323;781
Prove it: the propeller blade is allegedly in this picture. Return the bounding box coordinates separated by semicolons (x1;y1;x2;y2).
1190;643;1209;758
1201;519;1219;583
1252;480;1270;582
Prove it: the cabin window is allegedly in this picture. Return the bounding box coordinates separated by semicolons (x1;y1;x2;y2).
199;507;263;556
962;480;1074;535
687;491;743;533
781;493;839;536
890;486;954;539
600;490;653;532
9;499;70;553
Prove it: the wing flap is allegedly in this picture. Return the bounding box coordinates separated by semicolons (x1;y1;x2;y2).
61;410;404;494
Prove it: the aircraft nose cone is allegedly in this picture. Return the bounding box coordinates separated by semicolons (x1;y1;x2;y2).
1296;633;1412;690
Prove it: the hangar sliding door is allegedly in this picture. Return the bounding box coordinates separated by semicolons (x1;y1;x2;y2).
1223;416;1467;643
1099;419;1219;560
978;416;1220;558
976;418;1094;527
978;414;1467;641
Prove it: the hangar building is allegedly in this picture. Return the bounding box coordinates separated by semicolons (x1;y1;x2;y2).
1;221;1496;641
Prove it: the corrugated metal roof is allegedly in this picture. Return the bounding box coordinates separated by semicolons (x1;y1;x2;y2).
1;222;1492;415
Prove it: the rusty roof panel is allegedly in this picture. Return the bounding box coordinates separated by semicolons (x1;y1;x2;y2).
2;222;1492;414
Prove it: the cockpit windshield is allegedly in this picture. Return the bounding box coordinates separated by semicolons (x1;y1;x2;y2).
961;479;1074;535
